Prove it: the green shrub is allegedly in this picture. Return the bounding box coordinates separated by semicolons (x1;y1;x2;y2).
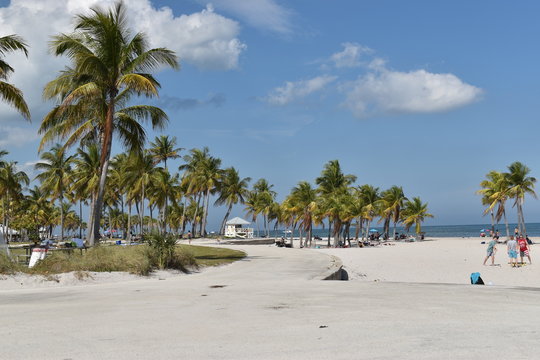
0;252;20;274
146;232;179;270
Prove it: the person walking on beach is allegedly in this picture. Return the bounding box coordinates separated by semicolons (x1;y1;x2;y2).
507;237;518;267
517;236;532;265
483;237;497;265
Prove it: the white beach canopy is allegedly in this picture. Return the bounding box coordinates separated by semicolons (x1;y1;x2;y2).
226;217;251;225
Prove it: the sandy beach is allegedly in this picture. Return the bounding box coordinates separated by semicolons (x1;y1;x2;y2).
316;237;540;287
2;240;540;359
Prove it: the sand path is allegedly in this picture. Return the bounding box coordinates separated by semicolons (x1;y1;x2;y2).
1;244;540;359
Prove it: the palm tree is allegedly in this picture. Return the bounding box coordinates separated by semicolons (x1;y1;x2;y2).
124;151;156;234
252;179;276;237
71;145;101;239
286;181;317;247
357;184;379;241
40;2;178;245
315;160;356;245
147;168;179;233
380;186;407;240
215;167;251;235
35;144;73;241
196;155;222;237
149;135;182;169
506;162;536;236
0;162;29;242
401;197;434;236
0;34;30;120
477;170;511;239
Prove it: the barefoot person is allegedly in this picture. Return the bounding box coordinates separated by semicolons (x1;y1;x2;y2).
507;237;518;267
483;237;497;265
517;236;532;265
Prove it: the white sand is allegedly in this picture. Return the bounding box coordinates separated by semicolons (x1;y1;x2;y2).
316;237;540;287
3;244;540;359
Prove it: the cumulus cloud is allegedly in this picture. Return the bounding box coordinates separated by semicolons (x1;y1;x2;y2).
0;126;39;148
341;67;483;118
198;0;293;34
330;42;372;68
265;75;337;105
0;0;245;119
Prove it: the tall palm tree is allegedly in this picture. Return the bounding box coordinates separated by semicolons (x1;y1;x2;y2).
215;167;251;235
401;197;434;236
252;179;276;237
149;135;182;169
40;2;178;245
0;34;30;120
147;168;179;233
506;161;536;236
72;144;101;239
35;144;73;241
124;151;156;234
195;155;222;237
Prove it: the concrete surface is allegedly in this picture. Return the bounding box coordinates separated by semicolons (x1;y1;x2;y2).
1;245;540;359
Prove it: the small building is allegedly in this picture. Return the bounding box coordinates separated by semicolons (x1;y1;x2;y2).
224;217;254;239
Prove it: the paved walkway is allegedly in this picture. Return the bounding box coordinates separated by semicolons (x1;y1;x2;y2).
2;245;540;359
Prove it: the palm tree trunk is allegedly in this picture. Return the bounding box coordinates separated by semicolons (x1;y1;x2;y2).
220;204;233;235
140;182;145;234
109;208;113;240
59;195;64;242
503;209;510;240
127;202;132;244
519;201;527;235
327;220;332;247
201;188;211;237
79;200;83;238
149;205;154;232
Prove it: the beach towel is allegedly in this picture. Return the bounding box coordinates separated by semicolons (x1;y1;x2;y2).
470;272;484;285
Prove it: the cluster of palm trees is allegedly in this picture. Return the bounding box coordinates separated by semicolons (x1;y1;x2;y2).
477;161;536;239
267;160;433;247
0;2;435;247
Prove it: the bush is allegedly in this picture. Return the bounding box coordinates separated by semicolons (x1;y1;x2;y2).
146;232;178;270
0;252;20;274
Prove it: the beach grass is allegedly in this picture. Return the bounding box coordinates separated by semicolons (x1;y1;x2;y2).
0;245;245;276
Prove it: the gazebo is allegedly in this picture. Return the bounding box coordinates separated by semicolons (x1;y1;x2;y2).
224;217;254;239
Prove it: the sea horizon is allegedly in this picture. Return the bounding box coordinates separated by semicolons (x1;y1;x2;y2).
253;222;538;239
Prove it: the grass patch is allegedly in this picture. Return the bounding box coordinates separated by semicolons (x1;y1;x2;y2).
0;244;245;276
179;245;246;267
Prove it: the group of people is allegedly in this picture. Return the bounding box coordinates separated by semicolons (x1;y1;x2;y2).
483;229;532;267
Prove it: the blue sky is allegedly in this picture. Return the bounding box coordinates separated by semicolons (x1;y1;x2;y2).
1;0;540;230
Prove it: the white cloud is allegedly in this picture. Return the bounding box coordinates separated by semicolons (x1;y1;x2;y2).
199;0;293;34
342;68;483;118
330;42;372;68
0;126;39;148
266;75;337;105
0;0;245;120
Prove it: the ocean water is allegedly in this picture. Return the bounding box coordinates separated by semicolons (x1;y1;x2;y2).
258;223;540;239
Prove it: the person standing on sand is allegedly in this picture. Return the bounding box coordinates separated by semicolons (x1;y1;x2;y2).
187;231;192;245
483;237;497;265
517;236;532;265
507;237;518;267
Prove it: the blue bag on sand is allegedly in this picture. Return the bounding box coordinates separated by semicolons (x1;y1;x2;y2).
470;272;485;285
